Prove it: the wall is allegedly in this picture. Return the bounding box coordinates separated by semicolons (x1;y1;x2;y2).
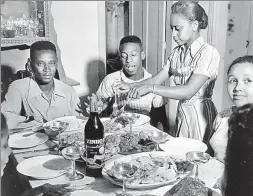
51;1;106;97
1;1;106;99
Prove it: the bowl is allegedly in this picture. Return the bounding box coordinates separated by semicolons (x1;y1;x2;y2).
43;121;69;139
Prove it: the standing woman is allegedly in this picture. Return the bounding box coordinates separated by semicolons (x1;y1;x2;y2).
117;1;220;143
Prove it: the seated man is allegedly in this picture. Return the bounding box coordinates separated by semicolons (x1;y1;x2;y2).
1;41;81;130
93;35;166;127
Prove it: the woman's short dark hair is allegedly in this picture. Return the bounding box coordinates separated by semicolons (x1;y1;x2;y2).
227;55;253;75
119;35;143;51
30;41;57;60
224;104;253;196
171;1;208;30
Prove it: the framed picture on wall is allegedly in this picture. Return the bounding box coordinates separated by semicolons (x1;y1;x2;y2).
1;1;50;47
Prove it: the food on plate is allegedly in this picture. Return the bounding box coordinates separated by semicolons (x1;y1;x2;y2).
169;155;194;173
42;158;71;170
107;154;193;185
104;131;156;156
64;132;84;144
103;113;140;133
44;117;87;133
119;132;156;154
164;177;220;196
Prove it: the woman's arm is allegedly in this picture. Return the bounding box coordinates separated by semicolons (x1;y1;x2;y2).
116;68;169;92
152;74;208;100
128;73;209;100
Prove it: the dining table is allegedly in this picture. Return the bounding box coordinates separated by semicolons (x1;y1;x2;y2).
10;123;224;196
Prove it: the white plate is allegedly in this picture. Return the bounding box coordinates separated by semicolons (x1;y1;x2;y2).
70;190;104;196
17;155;71;179
131;127;170;143
43;116;88;132
122;113;150;126
101;113;150;127
159;137;207;157
9;132;48;148
102;151;188;189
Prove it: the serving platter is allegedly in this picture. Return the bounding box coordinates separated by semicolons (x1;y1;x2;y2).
104;127;170;156
102;151;193;189
102;112;151;134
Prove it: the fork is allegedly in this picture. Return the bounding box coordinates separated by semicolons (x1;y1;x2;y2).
119;97;132;113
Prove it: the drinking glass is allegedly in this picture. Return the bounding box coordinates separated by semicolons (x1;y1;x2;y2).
186;151;211;181
114;161;137;196
45;121;69;151
62;145;85;181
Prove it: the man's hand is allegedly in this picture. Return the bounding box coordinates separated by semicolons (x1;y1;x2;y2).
77;93;108;115
21;183;71;196
128;84;153;99
41;183;71;196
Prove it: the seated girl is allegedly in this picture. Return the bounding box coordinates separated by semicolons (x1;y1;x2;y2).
221;104;253;196
209;55;253;163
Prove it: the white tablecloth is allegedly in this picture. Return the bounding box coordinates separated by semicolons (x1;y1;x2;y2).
14;124;224;196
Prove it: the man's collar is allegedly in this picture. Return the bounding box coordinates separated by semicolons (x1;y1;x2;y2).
120;67;151;83
27;78;65;99
53;79;66;97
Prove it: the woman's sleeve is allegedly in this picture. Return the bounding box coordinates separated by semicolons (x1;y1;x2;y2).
193;46;220;78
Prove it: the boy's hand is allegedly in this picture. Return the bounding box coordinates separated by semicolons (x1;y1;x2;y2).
79;93;108;114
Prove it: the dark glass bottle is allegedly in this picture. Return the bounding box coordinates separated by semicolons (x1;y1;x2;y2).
84;98;105;177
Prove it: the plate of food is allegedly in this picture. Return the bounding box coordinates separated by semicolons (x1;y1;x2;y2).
9;131;48;149
43;116;88;132
102;112;150;133
102;151;194;189
17;155;71;179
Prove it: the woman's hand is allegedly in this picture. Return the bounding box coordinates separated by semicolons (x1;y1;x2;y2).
128;84;153;99
115;81;132;94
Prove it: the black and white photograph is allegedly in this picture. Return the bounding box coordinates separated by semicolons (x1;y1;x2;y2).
1;1;253;196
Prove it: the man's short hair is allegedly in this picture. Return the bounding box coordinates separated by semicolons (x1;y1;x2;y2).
30;41;57;60
119;35;143;51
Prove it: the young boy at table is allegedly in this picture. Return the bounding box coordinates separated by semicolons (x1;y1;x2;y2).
1;41;81;130
1;113;71;196
89;35;166;127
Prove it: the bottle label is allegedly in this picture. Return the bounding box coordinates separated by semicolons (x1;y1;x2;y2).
85;138;105;169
